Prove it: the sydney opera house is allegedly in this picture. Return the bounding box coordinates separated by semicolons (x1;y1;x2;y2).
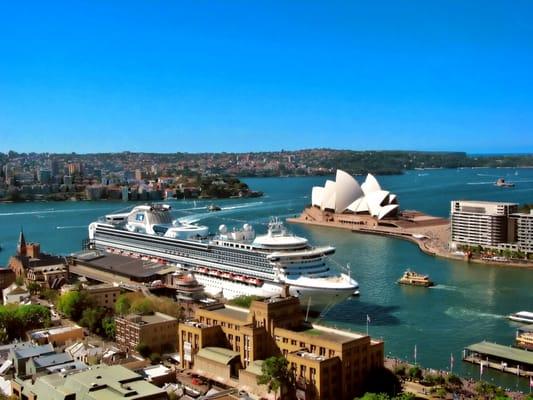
289;169;448;235
311;170;399;220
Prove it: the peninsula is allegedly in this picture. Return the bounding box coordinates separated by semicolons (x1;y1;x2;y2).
287;170;533;268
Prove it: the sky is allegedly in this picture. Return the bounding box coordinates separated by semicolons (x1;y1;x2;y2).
1;1;532;154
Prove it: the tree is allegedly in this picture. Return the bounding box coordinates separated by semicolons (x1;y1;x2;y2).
136;342;151;358
115;294;131;315
0;304;50;342
357;393;390;400
257;356;291;400
130;298;154;315
27;282;41;295
445;374;462;389
79;307;107;335
407;366;422;380
57;290;91;321
102;316;116;339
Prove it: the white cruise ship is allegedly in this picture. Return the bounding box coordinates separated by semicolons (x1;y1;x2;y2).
88;204;359;310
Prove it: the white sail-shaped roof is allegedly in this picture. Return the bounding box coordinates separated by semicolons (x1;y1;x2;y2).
311;170;399;220
378;204;399;220
366;190;390;217
312;187;324;207
334;170;364;213
321;180;337;211
361;173;381;195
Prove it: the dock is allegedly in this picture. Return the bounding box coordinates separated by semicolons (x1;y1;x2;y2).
463;341;533;377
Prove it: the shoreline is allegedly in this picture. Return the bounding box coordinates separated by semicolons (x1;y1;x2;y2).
287;212;533;269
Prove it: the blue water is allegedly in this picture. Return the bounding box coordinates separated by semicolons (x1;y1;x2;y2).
1;168;532;391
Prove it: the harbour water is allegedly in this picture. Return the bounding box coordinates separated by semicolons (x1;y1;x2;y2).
1;168;532;391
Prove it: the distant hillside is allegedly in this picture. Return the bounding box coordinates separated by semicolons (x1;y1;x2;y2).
1;149;532;177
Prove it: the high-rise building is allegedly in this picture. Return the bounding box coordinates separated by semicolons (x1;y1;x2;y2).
450;200;518;248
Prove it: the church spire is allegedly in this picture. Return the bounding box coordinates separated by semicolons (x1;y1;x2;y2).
17;228;27;256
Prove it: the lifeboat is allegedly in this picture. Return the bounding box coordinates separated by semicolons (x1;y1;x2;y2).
221;272;232;279
234;275;246;282
247;277;262;286
197;267;208;274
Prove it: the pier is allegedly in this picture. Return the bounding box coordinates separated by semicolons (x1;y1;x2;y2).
463;341;533;377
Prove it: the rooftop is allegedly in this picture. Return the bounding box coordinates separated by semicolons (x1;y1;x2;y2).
466;341;533;366
32;352;73;368
197;347;240;365
13;343;55;360
30;325;82;340
122;312;177;325
207;306;248;323
25;364;166;399
290;323;366;344
72;251;168;279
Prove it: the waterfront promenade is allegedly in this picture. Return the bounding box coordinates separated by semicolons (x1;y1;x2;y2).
288;206;533;268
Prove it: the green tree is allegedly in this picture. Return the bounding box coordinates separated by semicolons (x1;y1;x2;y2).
115;294;131;315
26;282;42;295
102;316;116;340
79;307;107;335
407;366;422;380
445;374;462;388
257;356;291;400
136;342;151;358
357;393;390;400
57;290;91;320
0;304;50;342
394;393;415;400
130;298;154;315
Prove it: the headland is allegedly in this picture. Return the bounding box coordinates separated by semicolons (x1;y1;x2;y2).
287;170;533;268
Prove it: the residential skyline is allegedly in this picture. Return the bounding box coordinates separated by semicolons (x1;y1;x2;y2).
1;1;532;153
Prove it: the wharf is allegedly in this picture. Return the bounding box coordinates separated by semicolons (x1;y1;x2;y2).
463;341;533;377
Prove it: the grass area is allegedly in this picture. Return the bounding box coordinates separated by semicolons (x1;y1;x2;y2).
228;295;264;308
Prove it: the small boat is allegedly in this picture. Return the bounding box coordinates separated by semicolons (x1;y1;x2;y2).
508;311;533;324
397;269;434;287
494;178;515;188
207;204;222;212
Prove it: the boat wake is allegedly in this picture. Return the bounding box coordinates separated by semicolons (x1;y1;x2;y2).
430;284;459;292
444;306;504;320
56;225;86;230
0;208;103;217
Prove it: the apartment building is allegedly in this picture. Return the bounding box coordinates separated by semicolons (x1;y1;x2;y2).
511;210;533;254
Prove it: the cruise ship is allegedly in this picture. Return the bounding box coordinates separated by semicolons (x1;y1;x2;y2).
87;204;358;310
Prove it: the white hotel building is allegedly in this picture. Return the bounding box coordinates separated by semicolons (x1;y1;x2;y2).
450;200;533;254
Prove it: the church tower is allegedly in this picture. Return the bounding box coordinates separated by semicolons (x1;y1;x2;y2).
17;228;27;256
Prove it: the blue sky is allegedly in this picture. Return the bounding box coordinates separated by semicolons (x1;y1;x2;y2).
1;1;532;153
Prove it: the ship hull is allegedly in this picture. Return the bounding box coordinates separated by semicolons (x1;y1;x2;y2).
194;273;356;310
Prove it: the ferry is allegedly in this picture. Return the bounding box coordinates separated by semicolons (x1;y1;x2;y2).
508;311;533;324
397;269;434;287
88;204;358;310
